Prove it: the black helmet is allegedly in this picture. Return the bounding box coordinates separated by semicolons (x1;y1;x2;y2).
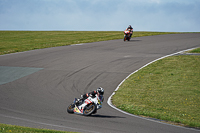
97;87;104;95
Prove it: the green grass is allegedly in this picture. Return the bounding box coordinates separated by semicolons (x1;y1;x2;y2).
0;31;180;55
0;123;78;133
189;48;200;53
112;54;200;128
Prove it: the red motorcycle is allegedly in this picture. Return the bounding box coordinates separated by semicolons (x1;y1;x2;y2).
124;29;133;41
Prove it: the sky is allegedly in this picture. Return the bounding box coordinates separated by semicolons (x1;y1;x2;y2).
0;0;200;32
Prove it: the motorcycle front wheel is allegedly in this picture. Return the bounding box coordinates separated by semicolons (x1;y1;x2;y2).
83;103;97;116
124;36;126;41
67;103;75;114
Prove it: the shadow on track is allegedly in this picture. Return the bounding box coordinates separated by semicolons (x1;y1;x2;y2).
129;40;141;42
90;114;125;118
123;40;141;42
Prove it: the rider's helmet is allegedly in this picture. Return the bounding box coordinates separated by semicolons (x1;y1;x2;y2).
97;87;104;95
128;25;132;28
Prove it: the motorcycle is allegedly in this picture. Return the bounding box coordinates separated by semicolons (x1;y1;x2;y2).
67;94;104;116
124;29;133;41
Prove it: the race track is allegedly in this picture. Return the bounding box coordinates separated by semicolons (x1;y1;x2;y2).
0;33;200;133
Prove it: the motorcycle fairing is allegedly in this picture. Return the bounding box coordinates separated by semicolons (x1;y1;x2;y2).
74;106;84;114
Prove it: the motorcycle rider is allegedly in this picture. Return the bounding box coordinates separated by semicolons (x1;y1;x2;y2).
76;87;104;105
126;25;133;38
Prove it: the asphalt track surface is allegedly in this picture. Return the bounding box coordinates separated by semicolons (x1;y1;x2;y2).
0;33;200;133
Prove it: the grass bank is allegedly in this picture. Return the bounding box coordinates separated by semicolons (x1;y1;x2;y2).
189;47;200;53
0;123;78;133
0;31;180;55
112;49;200;128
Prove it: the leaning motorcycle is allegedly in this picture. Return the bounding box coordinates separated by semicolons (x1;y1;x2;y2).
67;94;104;116
124;29;132;41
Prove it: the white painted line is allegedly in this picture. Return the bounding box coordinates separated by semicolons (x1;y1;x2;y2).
75;43;84;45
107;47;199;131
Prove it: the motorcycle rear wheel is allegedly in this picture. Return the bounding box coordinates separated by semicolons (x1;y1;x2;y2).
67;103;75;114
83;103;97;116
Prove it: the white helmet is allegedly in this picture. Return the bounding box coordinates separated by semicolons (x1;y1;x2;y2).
97;87;104;95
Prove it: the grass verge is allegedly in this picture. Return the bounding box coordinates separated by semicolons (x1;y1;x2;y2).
0;123;78;133
189;48;200;53
0;31;180;55
112;51;200;128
